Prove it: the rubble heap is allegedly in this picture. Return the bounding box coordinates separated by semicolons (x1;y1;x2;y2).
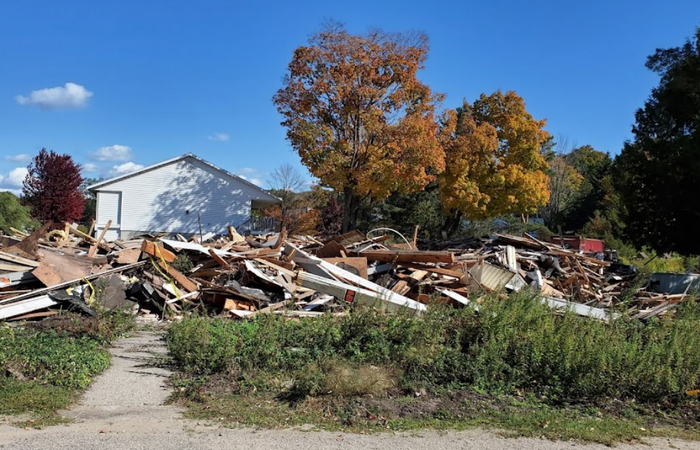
0;224;693;323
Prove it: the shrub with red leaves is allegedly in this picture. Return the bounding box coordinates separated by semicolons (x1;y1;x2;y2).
22;149;85;227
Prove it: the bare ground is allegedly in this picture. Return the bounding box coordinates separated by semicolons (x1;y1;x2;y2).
0;331;698;450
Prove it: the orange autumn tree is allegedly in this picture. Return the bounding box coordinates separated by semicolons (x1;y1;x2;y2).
439;91;550;230
274;25;444;231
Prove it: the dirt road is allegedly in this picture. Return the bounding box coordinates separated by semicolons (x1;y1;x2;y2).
0;332;697;450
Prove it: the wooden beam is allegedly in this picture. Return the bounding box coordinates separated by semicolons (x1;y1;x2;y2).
141;240;176;263
358;249;455;264
208;248;231;269
411;225;420;250
68;225;111;251
88;220;112;257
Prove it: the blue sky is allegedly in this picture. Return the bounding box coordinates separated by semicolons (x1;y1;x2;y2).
1;0;698;194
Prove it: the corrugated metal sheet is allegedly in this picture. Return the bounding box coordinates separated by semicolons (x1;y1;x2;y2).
648;273;700;294
469;263;525;292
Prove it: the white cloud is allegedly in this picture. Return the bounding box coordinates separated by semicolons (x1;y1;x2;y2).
7;167;28;186
91;144;132;161
5;153;31;163
0;167;28;194
110;161;144;176
207;132;230;142
16;82;93;109
82;162;99;173
237;173;264;187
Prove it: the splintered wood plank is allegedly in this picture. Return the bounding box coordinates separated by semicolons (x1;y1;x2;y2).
391;280;411;295
141;240;177;263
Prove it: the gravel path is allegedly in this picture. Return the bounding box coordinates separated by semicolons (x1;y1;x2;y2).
0;331;698;450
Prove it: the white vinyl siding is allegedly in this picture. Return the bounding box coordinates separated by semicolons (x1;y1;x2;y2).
92;156;276;237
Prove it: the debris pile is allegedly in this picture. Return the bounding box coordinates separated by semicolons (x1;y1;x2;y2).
0;224;694;323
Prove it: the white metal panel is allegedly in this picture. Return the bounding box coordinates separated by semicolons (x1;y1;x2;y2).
95;191;122;240
93;156;272;235
96;191;121;227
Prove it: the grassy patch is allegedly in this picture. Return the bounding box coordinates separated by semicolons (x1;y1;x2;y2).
166;294;700;443
0;310;135;425
174;390;700;445
0;378;74;415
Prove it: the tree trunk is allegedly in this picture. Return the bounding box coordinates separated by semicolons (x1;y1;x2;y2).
443;210;463;236
341;187;359;233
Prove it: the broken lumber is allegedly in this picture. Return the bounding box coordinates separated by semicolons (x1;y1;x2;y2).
141;240;177;262
358;249;455;264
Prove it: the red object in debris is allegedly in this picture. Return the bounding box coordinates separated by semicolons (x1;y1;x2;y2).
344;289;356;303
550;236;605;253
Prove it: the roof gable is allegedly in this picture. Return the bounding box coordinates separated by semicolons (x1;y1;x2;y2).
88;153;278;201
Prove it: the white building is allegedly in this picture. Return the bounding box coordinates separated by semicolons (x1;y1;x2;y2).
88;154;279;240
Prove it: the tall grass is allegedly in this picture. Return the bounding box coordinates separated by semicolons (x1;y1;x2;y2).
167;293;700;407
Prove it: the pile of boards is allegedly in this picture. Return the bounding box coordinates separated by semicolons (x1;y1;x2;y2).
426;233;690;320
0;224;693;323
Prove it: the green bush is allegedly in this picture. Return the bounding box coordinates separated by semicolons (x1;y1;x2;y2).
166;295;700;408
0;327;110;389
0;191;38;233
166;317;241;374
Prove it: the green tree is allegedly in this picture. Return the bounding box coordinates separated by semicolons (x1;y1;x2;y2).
0;192;37;233
362;182;444;241
81;177;102;224
614;29;700;253
540;155;584;230
562;145;612;231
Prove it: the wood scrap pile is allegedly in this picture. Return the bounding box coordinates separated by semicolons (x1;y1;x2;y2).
427;232;690;319
0;225;694;323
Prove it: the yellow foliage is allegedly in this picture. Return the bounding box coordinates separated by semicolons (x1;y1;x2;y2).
439;91;551;219
274;26;444;209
